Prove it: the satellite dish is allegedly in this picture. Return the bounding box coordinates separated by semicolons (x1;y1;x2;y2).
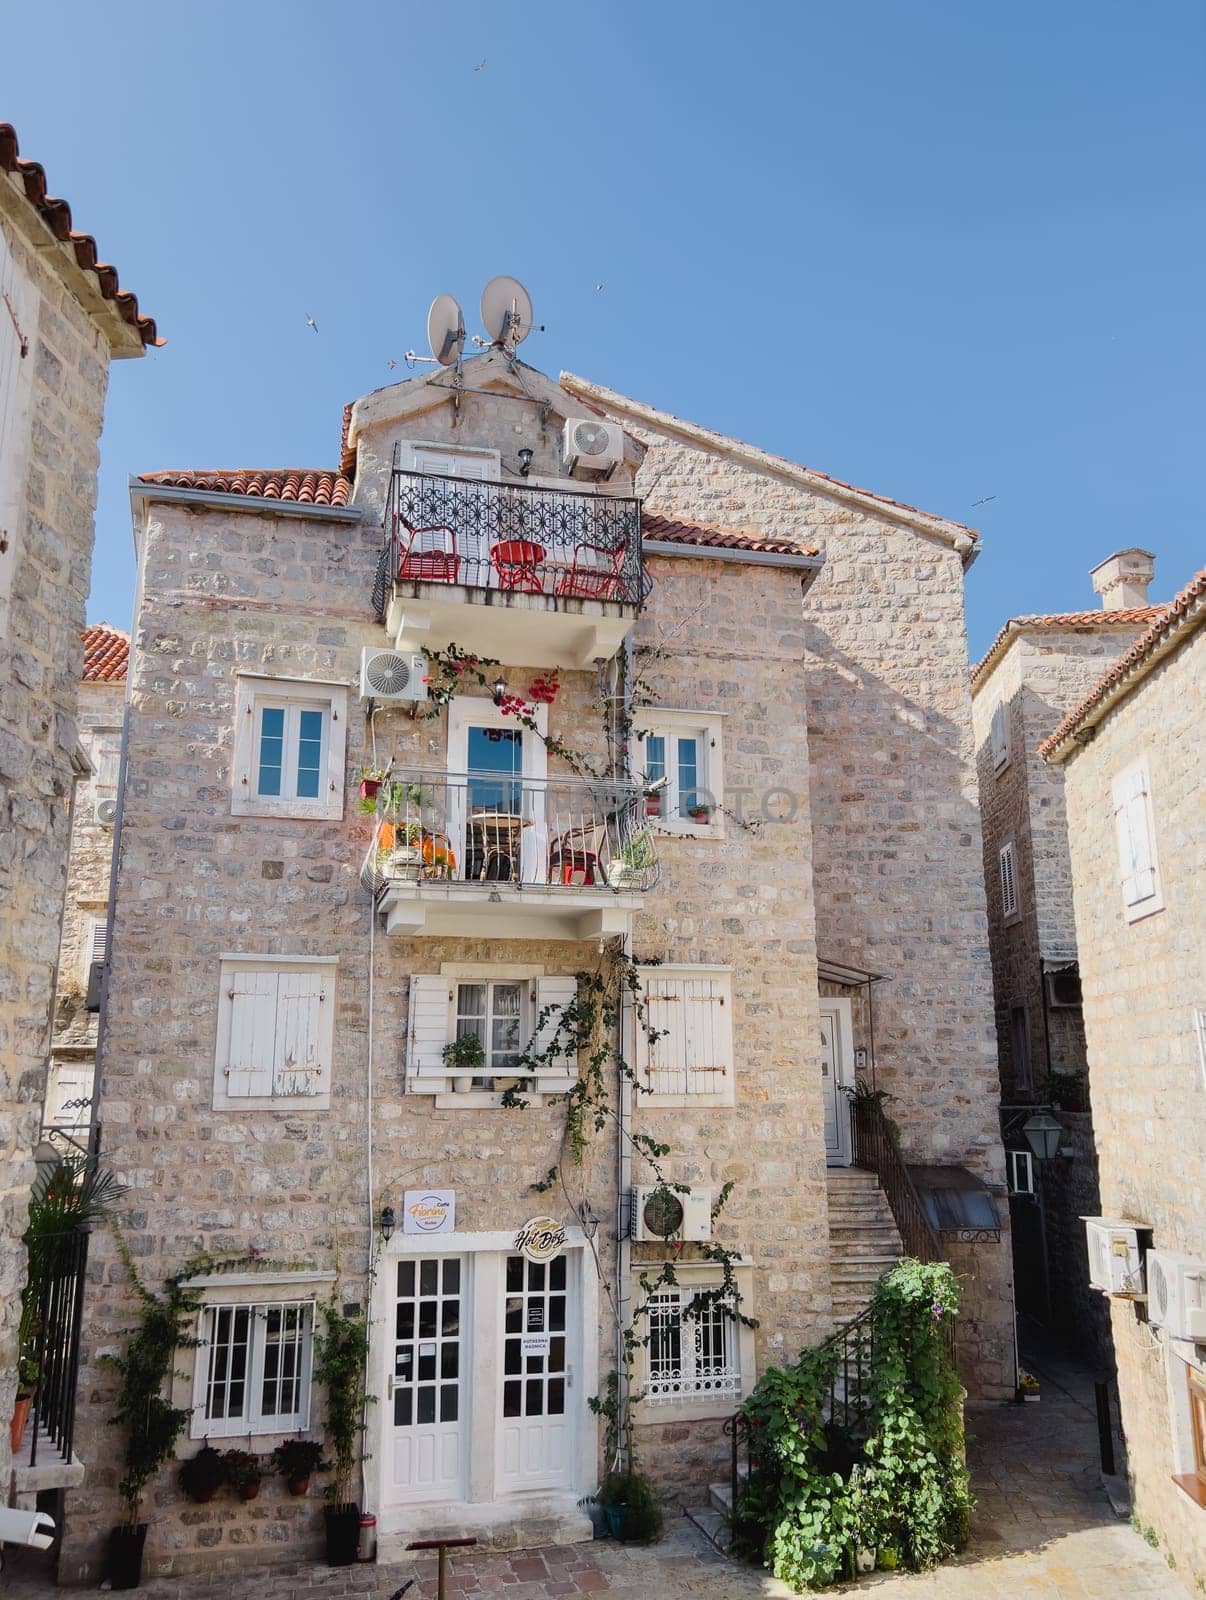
427;294;466;366
481;275;534;347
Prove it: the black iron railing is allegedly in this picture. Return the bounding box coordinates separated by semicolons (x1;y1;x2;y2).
852;1094;944;1265
19;1226;90;1468
372;469;647;619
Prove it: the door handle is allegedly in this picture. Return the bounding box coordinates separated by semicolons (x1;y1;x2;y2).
566;1365;573;1390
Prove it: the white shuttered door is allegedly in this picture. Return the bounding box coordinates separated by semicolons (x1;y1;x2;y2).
407;975;452;1090
530;976;578;1083
225;968;279;1098
273;969;326;1095
1113;767;1158;908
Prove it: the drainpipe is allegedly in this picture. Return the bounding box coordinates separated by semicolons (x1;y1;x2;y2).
615;640;635;1469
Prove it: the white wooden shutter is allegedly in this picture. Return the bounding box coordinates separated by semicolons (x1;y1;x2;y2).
990;703;1008;769
273;969;326;1096
225;968;279;1098
636;971;733;1098
90;917;108;964
406;974;451;1090
1113;767;1157;906
999;842;1018;917
529;976;579;1080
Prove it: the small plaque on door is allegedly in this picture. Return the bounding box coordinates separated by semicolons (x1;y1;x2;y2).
521;1334;551;1359
527;1304;545;1332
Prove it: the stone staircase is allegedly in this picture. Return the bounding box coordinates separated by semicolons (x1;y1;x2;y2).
826;1167;905;1323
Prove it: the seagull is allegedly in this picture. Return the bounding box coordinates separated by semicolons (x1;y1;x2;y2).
474;58;487;71
971;495;996;508
387;359;397;369
595;283;604;292
305;313;318;333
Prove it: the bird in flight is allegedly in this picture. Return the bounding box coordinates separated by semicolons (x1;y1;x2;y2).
595;283;604;292
971;495;996;507
474;58;487;71
305;313;318;333
387;359;397;370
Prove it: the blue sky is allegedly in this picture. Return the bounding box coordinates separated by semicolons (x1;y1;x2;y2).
5;0;1203;656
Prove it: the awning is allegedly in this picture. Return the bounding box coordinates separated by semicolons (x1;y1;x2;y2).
908;1164;1002;1242
1040;947;1079;973
817;957;888;987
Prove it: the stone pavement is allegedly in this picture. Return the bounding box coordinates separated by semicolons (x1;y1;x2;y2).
3;1338;1190;1598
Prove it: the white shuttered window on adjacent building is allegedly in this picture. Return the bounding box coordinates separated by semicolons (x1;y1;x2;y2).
990;701;1010;770
405;969;579;1097
1112;763;1163;921
998;841;1019;919
633;966;734;1106
213;957;336;1110
191;1300;313;1438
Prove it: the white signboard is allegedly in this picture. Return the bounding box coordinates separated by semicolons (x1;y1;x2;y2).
514;1216;566;1263
402;1190;456;1234
521;1334;551;1359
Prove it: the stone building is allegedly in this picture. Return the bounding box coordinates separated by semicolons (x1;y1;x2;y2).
1040;568;1205;1582
970;552;1163;1352
60;342;1012;1582
0;122;157;1487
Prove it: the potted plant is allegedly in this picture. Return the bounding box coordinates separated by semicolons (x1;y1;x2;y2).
313;1298;371;1567
271;1436;329;1496
357;767;388;812
607;829;655;889
644;791;662;818
385;821;424;882
687;802;711;824
223;1448;263;1501
1019;1369;1041;1402
179;1443;227;1503
443;1033;485;1093
594;1466;663;1543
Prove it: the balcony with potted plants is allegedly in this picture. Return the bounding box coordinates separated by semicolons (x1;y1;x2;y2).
371;469;648;669
359;770;659;940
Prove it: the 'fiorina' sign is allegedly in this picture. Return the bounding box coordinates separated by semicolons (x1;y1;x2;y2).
514;1216;566;1263
402;1190;455;1234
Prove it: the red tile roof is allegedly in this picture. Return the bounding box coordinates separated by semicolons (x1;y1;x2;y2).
139;468;352;507
1039;570;1205;761
971;606;1165;688
642;511;819;557
0;123;160;349
81;622;128;682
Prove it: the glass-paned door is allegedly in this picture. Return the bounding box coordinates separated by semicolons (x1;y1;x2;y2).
387;1257;466;1503
463;727;535;882
498;1253;574;1490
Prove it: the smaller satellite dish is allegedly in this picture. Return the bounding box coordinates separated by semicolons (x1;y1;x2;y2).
427;294;466;366
481;276;534;347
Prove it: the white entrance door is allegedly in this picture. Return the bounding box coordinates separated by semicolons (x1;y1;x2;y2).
820;1001;853;1166
497;1252;574;1492
387;1256;467;1503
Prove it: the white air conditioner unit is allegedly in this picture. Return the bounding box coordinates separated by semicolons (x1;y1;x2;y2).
1083;1217;1145;1297
93;796;118;827
563;417;625;478
631;1186;712;1243
360;648;428;704
1145;1251;1206;1340
1006;1149;1035;1196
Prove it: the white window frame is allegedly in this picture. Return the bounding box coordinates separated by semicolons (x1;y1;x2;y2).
633;1259;756;1423
990;700;1010;771
407;962;579;1107
399;441;501;481
631;709;725;839
999;839;1019;920
1112;761;1164;923
188;1294;316;1441
231;675;347;821
212;954;337;1111
453;977;529;1082
632;965;735;1107
1006;1149;1035;1195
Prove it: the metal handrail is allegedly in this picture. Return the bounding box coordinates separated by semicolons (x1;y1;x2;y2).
852;1094;944;1264
21;1225;90;1468
373;468;648;618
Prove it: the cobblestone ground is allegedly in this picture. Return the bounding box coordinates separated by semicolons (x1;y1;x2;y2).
4;1342;1189;1598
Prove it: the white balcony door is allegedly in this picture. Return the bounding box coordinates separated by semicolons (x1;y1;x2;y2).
820;998;854;1166
387;1256;467;1503
447;700;549;884
497;1252;576;1492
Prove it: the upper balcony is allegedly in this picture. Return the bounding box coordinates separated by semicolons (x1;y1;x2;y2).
361;769;659;940
372;469;648;668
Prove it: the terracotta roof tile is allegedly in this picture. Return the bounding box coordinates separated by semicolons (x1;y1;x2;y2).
642;511;819;558
970;606;1165;687
139;468;352;507
1039;570;1206;760
0;123;160;349
81;622;129;683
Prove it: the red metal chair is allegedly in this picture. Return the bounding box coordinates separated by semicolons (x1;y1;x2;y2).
490;539;546;594
397;519;460;584
554;543;628;602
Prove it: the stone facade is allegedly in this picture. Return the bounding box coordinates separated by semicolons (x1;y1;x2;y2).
0;148;149;1488
1050;599;1205;1583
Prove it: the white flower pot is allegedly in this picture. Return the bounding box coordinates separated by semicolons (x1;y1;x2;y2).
386;846;422;881
856;1548;876;1574
607;862;636;889
452;1075;475;1093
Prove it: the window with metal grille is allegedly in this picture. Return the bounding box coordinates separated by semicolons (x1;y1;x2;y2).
194;1300;312;1436
999;841;1019;918
644;1287;741;1406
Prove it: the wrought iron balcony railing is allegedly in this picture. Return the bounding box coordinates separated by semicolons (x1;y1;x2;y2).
372;469;647;619
360;769;659;896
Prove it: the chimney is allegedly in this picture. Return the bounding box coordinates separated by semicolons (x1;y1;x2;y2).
1090;548;1156;610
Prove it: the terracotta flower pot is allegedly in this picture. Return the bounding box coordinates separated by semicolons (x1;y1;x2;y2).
239;1479;261;1501
10;1394;32;1454
286;1474;310;1497
359;779;381;802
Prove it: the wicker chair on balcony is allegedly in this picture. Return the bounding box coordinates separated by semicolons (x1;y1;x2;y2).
397;520;460;584
554;542;629;603
548;820;607;886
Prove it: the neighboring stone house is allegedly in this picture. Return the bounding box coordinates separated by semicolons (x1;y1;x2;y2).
1040;568;1205;1583
45;624;128;1143
970;551;1163;1353
61;345;1011;1582
0;123;157;1487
